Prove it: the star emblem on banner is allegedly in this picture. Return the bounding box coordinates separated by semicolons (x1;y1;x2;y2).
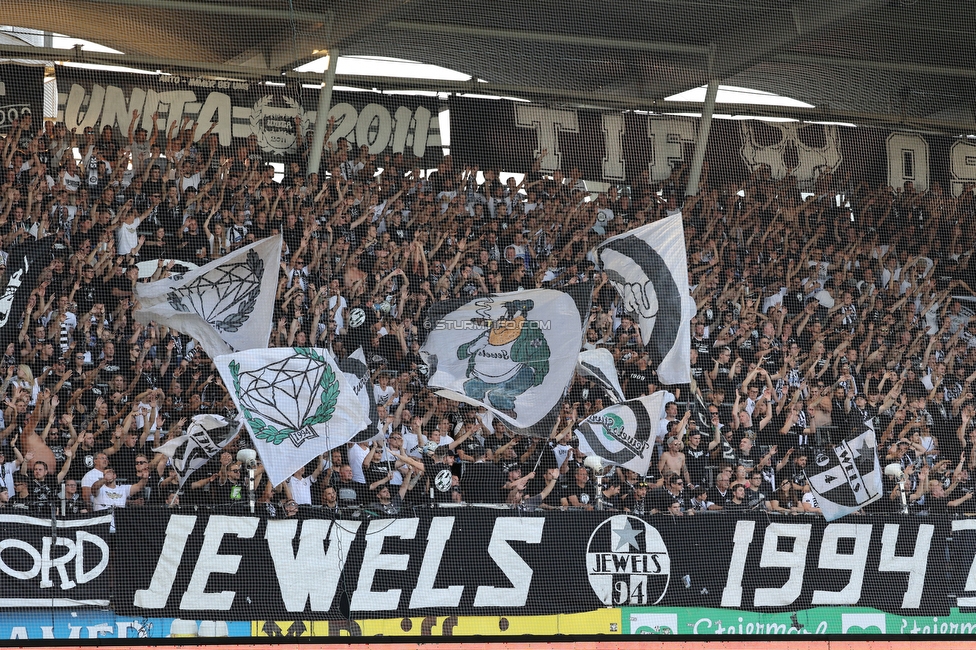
612;519;642;551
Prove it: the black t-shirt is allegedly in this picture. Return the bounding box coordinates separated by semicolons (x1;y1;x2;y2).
724;500;751;514
623;368;655;400
107;275;134;303
363;461;394;490
29;476;58;510
621;492;651;515
684;443;710;486
707;485;733;507
651;488;683;513
212;479;245;504
460;462;505;504
180;230;209;259
109;445;141;483
734;448;758;470
75;279;107;315
559;481;596;508
66;445;99;483
335;479;364;506
425;461;457;503
744;486;767;510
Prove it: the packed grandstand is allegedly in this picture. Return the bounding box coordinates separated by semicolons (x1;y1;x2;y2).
2;63;976;638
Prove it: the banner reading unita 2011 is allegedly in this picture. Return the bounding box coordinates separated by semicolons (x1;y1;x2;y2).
54;68;443;164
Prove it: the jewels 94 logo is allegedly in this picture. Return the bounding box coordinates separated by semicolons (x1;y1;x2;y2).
586;515;670;606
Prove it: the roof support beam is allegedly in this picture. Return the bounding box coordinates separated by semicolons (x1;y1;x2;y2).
386;21;712;56
87;0;330;23
709;0;884;80
773;53;976;79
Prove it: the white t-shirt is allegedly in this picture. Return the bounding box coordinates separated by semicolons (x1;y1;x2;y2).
81;468;104;499
347;443;369;484
116;217;142;255
374;384;395;409
328;295;347;333
62;171;81;193
92;483;134;510
401;429;424;459
0;461;16;495
285;475;315;505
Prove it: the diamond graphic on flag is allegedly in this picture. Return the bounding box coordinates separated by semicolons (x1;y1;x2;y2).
229;348;339;447
167;249;264;332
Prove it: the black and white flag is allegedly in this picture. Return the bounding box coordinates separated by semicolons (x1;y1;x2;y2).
597;214;695;385
574;392;666;476
577;348;626;403
338;347;381;443
134;235;281;356
0;235;54;346
153;414;240;488
421;283;591;437
805;420;883;521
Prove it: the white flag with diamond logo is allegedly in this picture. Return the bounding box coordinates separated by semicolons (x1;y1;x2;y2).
215;347;371;486
134;235;281;356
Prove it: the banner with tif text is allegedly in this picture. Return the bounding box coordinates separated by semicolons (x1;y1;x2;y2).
449;95;976;195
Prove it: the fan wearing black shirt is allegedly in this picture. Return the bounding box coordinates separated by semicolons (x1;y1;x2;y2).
683;427;710;487
651;475;689;514
724;483;751;513
27;459;69;511
707;470;734;508
460;445;505;503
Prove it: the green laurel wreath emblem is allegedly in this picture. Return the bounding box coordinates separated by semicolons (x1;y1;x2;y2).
229;347;339;446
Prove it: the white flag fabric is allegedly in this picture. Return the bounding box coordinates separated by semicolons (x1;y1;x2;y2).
597;214;695;385
152;414;239;488
805;421;883;521
421;285;590;434
134;235;282;356
215;347;371;486
574;392;666;477
577;348;626;403
338;347;382;443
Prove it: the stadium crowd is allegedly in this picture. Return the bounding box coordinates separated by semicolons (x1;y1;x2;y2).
2;110;976;519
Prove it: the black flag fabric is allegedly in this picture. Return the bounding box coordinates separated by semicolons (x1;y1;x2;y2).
0;235;54;346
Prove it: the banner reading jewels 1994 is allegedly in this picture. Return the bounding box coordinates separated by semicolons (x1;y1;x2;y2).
0;64;44;137
449;95;976;195
100;509;975;621
54;68;443;165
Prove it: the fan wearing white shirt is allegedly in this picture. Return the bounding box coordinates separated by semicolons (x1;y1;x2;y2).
91;467;147;511
284;459;326;505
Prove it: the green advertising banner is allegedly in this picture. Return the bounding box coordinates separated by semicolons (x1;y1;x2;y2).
623;607;976;636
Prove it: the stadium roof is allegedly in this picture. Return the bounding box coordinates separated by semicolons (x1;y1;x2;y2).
2;0;974;134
